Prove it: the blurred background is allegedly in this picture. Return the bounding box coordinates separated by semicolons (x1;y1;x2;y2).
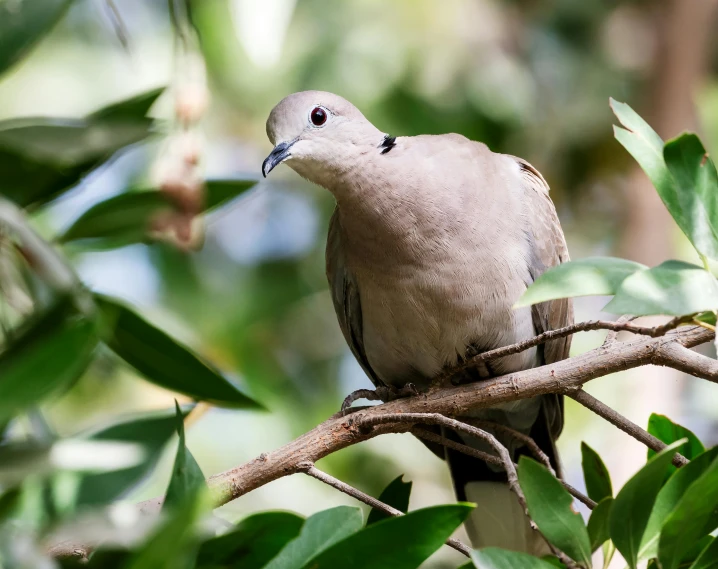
2;0;717;566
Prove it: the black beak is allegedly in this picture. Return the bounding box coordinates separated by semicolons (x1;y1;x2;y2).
262;140;294;177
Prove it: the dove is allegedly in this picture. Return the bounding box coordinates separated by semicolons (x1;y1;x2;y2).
263;91;572;554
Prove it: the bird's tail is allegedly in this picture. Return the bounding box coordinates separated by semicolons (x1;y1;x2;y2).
446;395;561;555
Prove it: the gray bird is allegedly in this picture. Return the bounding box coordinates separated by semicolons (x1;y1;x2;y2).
263;91;572;554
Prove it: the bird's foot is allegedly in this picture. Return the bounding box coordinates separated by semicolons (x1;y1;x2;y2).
340;383;419;415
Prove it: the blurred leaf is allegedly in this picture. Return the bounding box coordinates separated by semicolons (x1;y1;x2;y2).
647;414;705;479
581;442;612;502
163;402;206;511
263;506;363;569
95;295;262;409
196;511;303;568
658;452;718;569
689;538;718;569
609;441;685;569
471;548;558;569
587;498;613;552
303;504;473;569
76;405;194;507
603;261;718;316
367;474;412;525
0;299;98;421
0;0;73;77
0;89;163;208
0;487;21;522
664;134;718;260
517;457;591;566
125;490;208;569
640;447;718;561
516;257;645;307
59;179;258;246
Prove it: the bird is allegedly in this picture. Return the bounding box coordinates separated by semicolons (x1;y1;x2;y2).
262;91;572;554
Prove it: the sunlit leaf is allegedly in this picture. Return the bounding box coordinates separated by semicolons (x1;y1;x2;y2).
95;295;263;409
517;457;591;566
195;511;303;568
581;442;612;502
0;299;98;421
76;405;194;507
603;261;718;316
0;89;163;208
658;452;718;569
587;498;612;552
367;474;412;525
263;506;363;569
610;441;685;569
640;447;718;561
303;504;473;569
0;0;74;77
663;133;718;260
163;402;206;510
516;257;645;307
59;179;258;247
471;547;558;569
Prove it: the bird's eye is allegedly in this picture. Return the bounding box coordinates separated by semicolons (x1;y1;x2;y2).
310;106;328;126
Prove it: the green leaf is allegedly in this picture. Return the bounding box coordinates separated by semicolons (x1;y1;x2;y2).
658;451;718;569
581;442;613;502
609;440;685;569
647;413;705;478
76;405;194;507
0;89;163;208
59;179;258;246
301;504;473;569
367;474;412;525
0;0;74;77
95;295;263;409
262;506;363;569
603;260;718;316
640;447;718;561
0;487;21;522
689;537;718;569
664;134;718;260
196;511;303;568
0;299;98;421
516;257;645;307
163;402;206;510
125;490;208;569
587;498;613;552
517;457;591;566
471;548;558;569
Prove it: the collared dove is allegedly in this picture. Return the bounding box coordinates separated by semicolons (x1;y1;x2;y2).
263;91;573;554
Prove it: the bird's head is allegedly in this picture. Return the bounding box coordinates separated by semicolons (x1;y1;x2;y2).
262;91;386;185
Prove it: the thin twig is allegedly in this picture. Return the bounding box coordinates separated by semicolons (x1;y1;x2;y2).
440;316;696;384
603;315;636;346
413;428;596;509
104;0;130;52
356;413;578;567
299;462;472;558
470;420;554;474
569;390;689;467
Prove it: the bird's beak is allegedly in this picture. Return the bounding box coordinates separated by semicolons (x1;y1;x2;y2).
262;140;295;177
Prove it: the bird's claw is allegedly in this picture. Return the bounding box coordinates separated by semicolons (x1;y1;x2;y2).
340;383;419;415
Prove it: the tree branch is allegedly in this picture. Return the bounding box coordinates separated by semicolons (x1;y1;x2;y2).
52;324;714;559
568;389;689;467
299;463;472;557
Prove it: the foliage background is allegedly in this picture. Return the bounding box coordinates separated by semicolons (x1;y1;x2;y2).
2;0;717;566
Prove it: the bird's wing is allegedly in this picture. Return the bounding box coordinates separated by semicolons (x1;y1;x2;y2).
512;156;574;440
325;208;383;388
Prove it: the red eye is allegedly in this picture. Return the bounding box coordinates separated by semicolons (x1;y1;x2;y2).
310;107;327;126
